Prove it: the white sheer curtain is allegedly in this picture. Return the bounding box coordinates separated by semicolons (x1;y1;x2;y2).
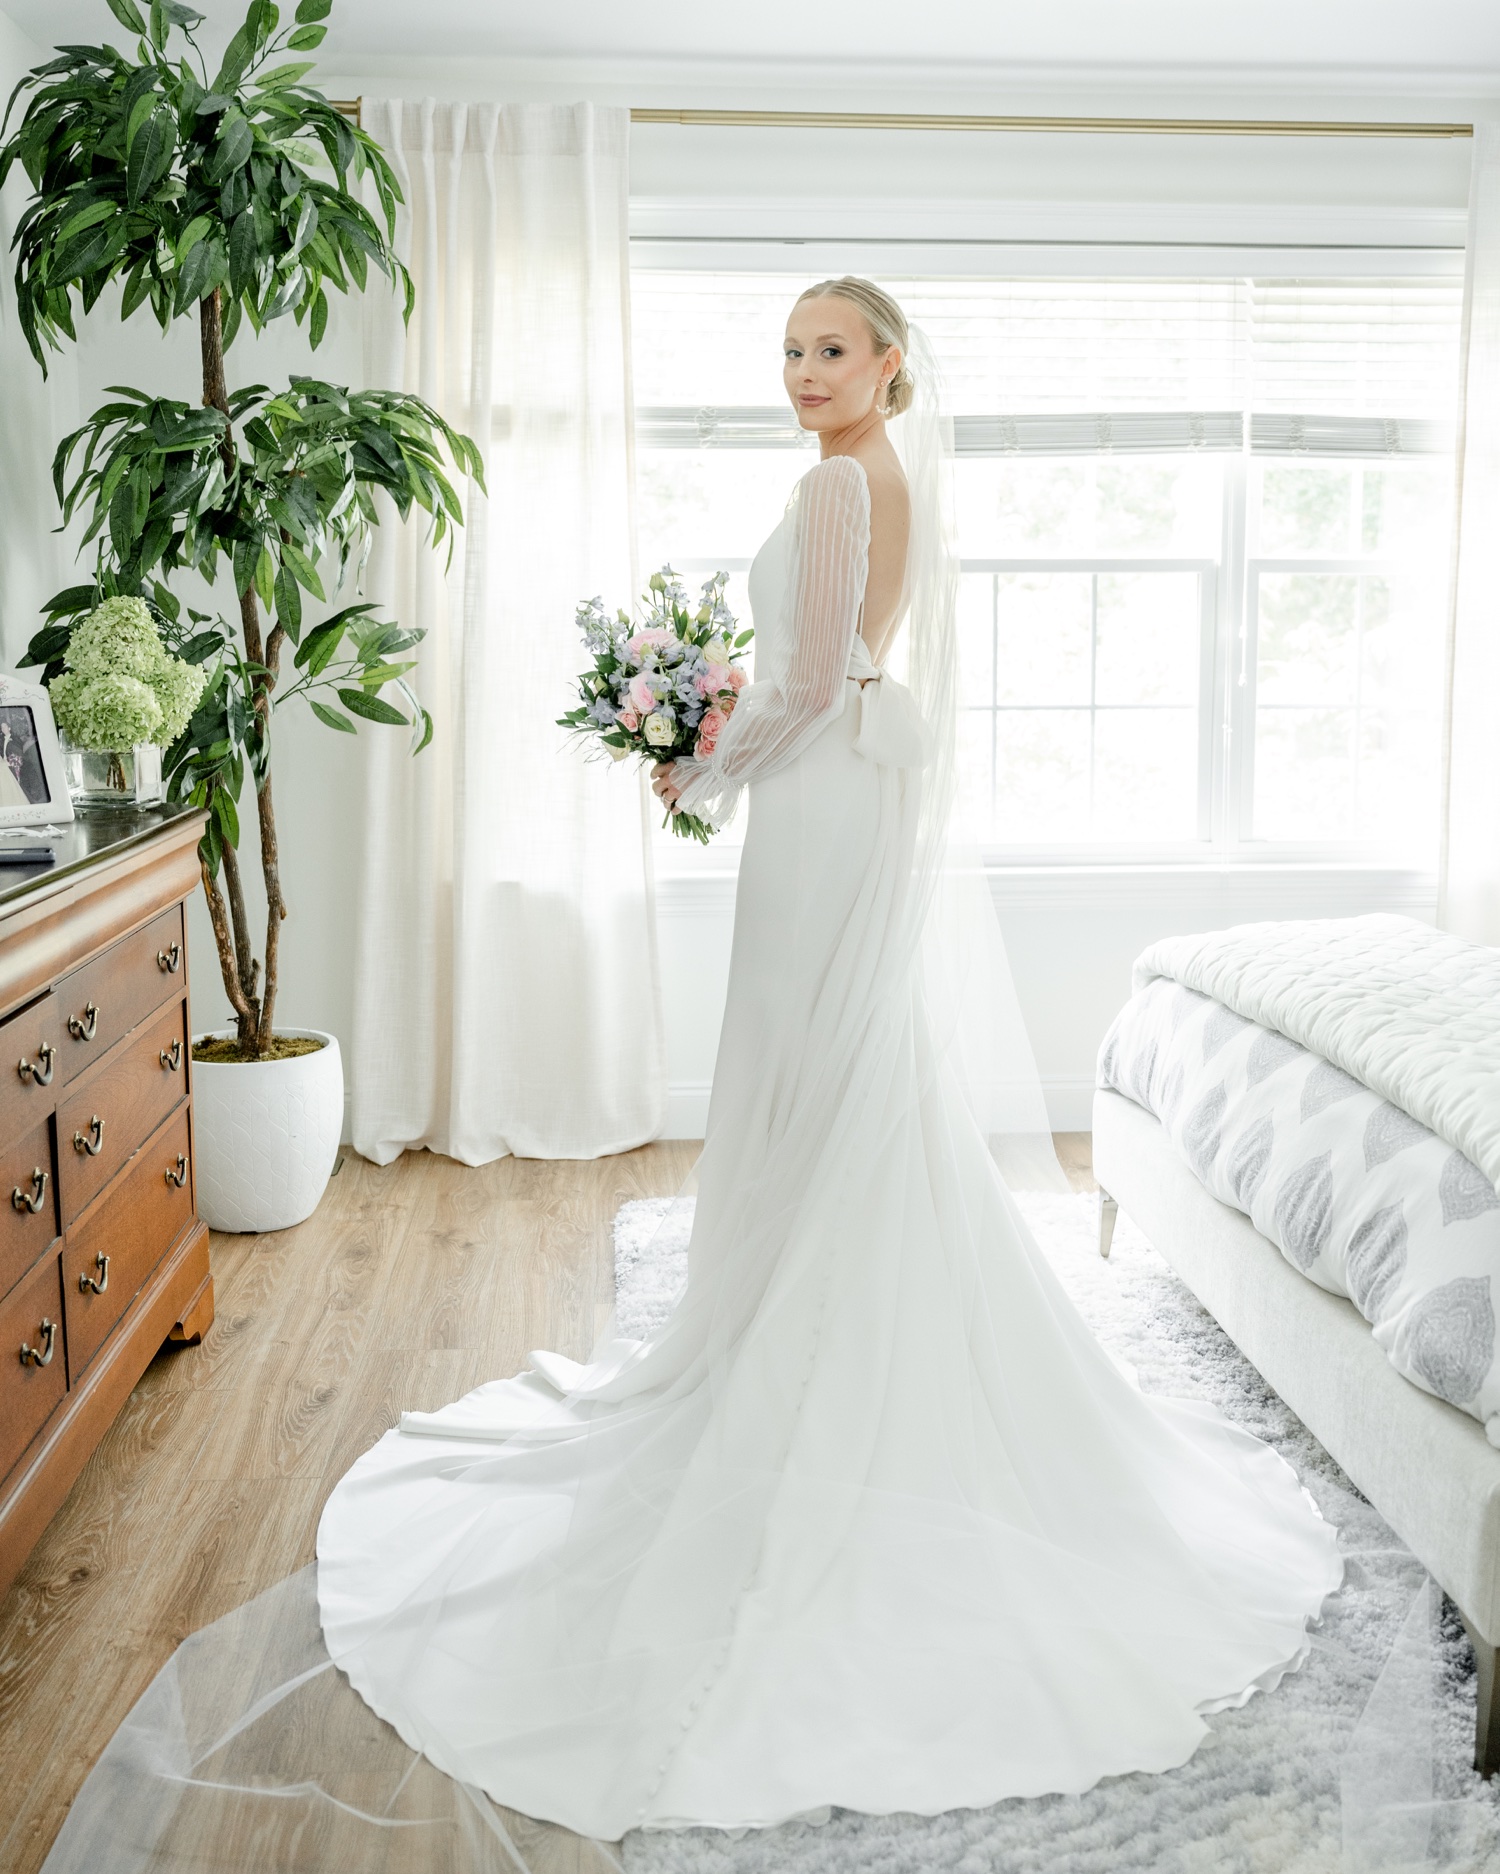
1440;114;1500;945
350;100;665;1163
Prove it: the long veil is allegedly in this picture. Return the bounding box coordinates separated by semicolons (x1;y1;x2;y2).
32;323;1064;1874
892;323;1065;1194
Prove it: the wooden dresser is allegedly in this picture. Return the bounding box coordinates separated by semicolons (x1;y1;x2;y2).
0;805;211;1599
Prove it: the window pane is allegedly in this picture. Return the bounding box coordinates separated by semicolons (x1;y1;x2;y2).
1253;571;1441;844
636;450;802;568
994;574;1091;706
1360;463;1448;557
1256;465;1357;556
992;710;1092;842
1093;707;1199;839
1256;573;1359;707
955;574;995;703
955;456;1221;557
1095;573;1200;706
1252;460;1449;559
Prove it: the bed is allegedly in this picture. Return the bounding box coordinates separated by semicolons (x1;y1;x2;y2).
1091;912;1500;1774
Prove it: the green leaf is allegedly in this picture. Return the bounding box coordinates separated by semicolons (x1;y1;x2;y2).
279;538;324;598
212;107;254;179
212;784;240;847
126;105;176;208
412;707;434;755
353;659;417;688
286;24;326;48
56;199;117;244
253;541;276;611
175;215;213;263
256;61;315;91
148;0;169;50
273;562;301;636
310;699;356;734
337;687;406;726
294;0;332;18
104;0;149;31
308;284;327;348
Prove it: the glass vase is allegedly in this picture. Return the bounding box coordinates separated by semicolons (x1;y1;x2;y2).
62;740;165;808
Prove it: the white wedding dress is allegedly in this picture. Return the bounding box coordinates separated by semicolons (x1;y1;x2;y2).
314;451;1344;1842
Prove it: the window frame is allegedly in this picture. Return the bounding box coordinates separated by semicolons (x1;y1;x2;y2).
630;255;1458;873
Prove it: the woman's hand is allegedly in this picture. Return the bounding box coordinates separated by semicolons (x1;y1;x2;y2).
651;760;682;813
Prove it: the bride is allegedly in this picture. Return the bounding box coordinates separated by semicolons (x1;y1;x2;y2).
310;276;1344;1841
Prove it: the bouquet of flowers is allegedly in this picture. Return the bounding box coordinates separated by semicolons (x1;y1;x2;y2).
558;566;751;843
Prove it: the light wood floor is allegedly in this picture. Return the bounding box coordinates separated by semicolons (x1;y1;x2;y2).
0;1130;1093;1870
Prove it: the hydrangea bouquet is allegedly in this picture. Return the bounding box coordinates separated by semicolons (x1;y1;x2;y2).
48;596;207;754
558;567;751;844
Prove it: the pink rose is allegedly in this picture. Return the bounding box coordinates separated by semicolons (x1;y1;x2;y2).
628;673;657;713
720;694;737;715
726;665;748;691
700;707;728;743
617;706;640;732
627;627;675;659
695;729;718;756
700;663;731;697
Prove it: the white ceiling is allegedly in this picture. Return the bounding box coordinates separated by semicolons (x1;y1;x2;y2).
4;0;1500;82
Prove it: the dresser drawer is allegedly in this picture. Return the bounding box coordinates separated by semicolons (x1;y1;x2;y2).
56;1001;188;1230
0;1116;58;1303
0;992;61;1141
0;1251;65;1485
54;906;185;1087
62;1107;192;1379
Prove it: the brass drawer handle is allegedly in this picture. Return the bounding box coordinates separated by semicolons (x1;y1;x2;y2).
73;1116;104;1157
157;944;181;973
78;1252;109;1295
67;1003;99;1042
11;1168;47;1215
159;1038;182;1071
17;1041;54;1086
19;1318;55;1367
165;1154;188;1189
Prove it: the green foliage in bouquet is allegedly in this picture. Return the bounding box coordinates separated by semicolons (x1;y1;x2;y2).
0;0;484;1056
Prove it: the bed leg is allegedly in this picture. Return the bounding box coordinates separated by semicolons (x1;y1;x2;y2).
1462;1610;1500;1777
1098;1188;1118;1259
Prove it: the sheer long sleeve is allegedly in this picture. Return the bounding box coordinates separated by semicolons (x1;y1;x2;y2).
673;454;871;831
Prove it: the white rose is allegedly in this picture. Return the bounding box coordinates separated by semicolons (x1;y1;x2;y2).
644;711;676;746
607;740;632;761
701;637;730;665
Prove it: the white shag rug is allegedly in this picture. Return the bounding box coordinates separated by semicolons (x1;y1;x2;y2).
610;1191;1500;1874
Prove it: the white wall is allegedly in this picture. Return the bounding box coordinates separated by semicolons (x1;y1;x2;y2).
0;17;1479;1143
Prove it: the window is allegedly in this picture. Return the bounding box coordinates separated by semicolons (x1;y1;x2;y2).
630;270;1460;864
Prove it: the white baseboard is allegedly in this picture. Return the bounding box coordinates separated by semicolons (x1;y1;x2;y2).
663;1076;1096;1141
664;1082;714;1138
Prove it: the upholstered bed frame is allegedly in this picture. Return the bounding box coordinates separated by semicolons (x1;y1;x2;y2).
1093;1085;1500;1775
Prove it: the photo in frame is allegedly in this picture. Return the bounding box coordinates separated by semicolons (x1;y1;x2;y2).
0;674;74;829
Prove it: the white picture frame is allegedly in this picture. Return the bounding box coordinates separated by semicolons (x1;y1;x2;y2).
0;674;74;829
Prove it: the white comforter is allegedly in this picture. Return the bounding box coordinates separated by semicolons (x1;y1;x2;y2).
1134;913;1500;1192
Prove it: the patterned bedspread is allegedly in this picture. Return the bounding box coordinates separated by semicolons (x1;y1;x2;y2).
1098;973;1500;1446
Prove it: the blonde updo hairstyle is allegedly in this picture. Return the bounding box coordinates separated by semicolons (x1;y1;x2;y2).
794;276;914;417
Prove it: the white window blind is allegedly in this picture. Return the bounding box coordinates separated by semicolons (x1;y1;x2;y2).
632;272;1463;456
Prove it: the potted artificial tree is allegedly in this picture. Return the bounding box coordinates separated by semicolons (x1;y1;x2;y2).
0;0;483;1230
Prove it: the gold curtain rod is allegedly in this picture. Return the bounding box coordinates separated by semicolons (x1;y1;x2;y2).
631;108;1473;139
332;101;1473;140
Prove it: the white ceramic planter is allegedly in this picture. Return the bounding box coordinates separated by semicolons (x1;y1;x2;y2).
191;1027;344;1232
